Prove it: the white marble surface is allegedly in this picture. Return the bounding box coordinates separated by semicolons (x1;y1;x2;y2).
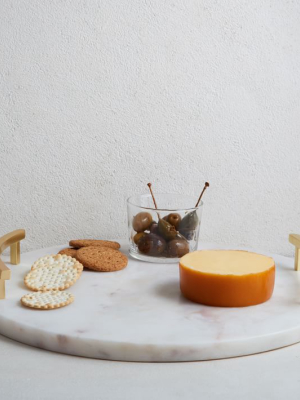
0;241;300;362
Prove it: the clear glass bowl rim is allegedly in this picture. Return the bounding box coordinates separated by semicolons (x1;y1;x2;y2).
127;193;203;212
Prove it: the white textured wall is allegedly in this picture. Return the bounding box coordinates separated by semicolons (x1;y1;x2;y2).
1;0;300;256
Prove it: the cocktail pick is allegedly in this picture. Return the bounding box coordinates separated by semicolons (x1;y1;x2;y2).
178;181;210;239
147;183;177;240
147;183;159;213
195;182;210;207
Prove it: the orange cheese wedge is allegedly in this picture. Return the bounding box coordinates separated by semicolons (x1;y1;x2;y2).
179;250;275;307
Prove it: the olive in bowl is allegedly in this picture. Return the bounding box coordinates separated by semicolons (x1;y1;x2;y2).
132;212;153;232
138;233;166;256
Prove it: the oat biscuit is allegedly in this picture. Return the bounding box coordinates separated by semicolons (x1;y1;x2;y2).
31;254;83;272
25;261;82;291
21;291;74;310
69;239;120;250
76;246;128;272
58;248;78;258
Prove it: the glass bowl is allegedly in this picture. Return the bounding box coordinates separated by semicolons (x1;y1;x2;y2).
127;193;203;263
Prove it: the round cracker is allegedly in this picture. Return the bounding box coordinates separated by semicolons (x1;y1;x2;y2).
76;246;128;272
25;262;82;292
31;254;83;272
69;239;120;250
21;291;74;310
58;248;78;258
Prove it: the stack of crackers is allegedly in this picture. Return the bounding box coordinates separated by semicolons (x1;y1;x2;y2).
59;240;128;272
21;254;83;310
20;240;128;310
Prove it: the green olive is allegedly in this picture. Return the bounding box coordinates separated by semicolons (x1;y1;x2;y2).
178;211;199;239
158;219;177;241
179;230;195;240
163;213;182;229
132;212;153;232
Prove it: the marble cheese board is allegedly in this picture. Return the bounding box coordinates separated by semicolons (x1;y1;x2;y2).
0;240;300;362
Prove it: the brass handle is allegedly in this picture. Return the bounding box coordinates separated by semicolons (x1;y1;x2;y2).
0;229;26;299
289;234;300;271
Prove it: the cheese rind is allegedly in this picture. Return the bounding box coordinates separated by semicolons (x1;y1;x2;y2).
179;250;275;307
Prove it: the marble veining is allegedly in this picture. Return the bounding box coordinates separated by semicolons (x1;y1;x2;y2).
0;241;299;362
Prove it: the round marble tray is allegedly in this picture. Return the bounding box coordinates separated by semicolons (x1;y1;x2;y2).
0;241;299;362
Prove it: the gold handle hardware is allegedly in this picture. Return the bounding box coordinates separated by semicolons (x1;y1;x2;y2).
289;234;300;271
0;229;26;299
